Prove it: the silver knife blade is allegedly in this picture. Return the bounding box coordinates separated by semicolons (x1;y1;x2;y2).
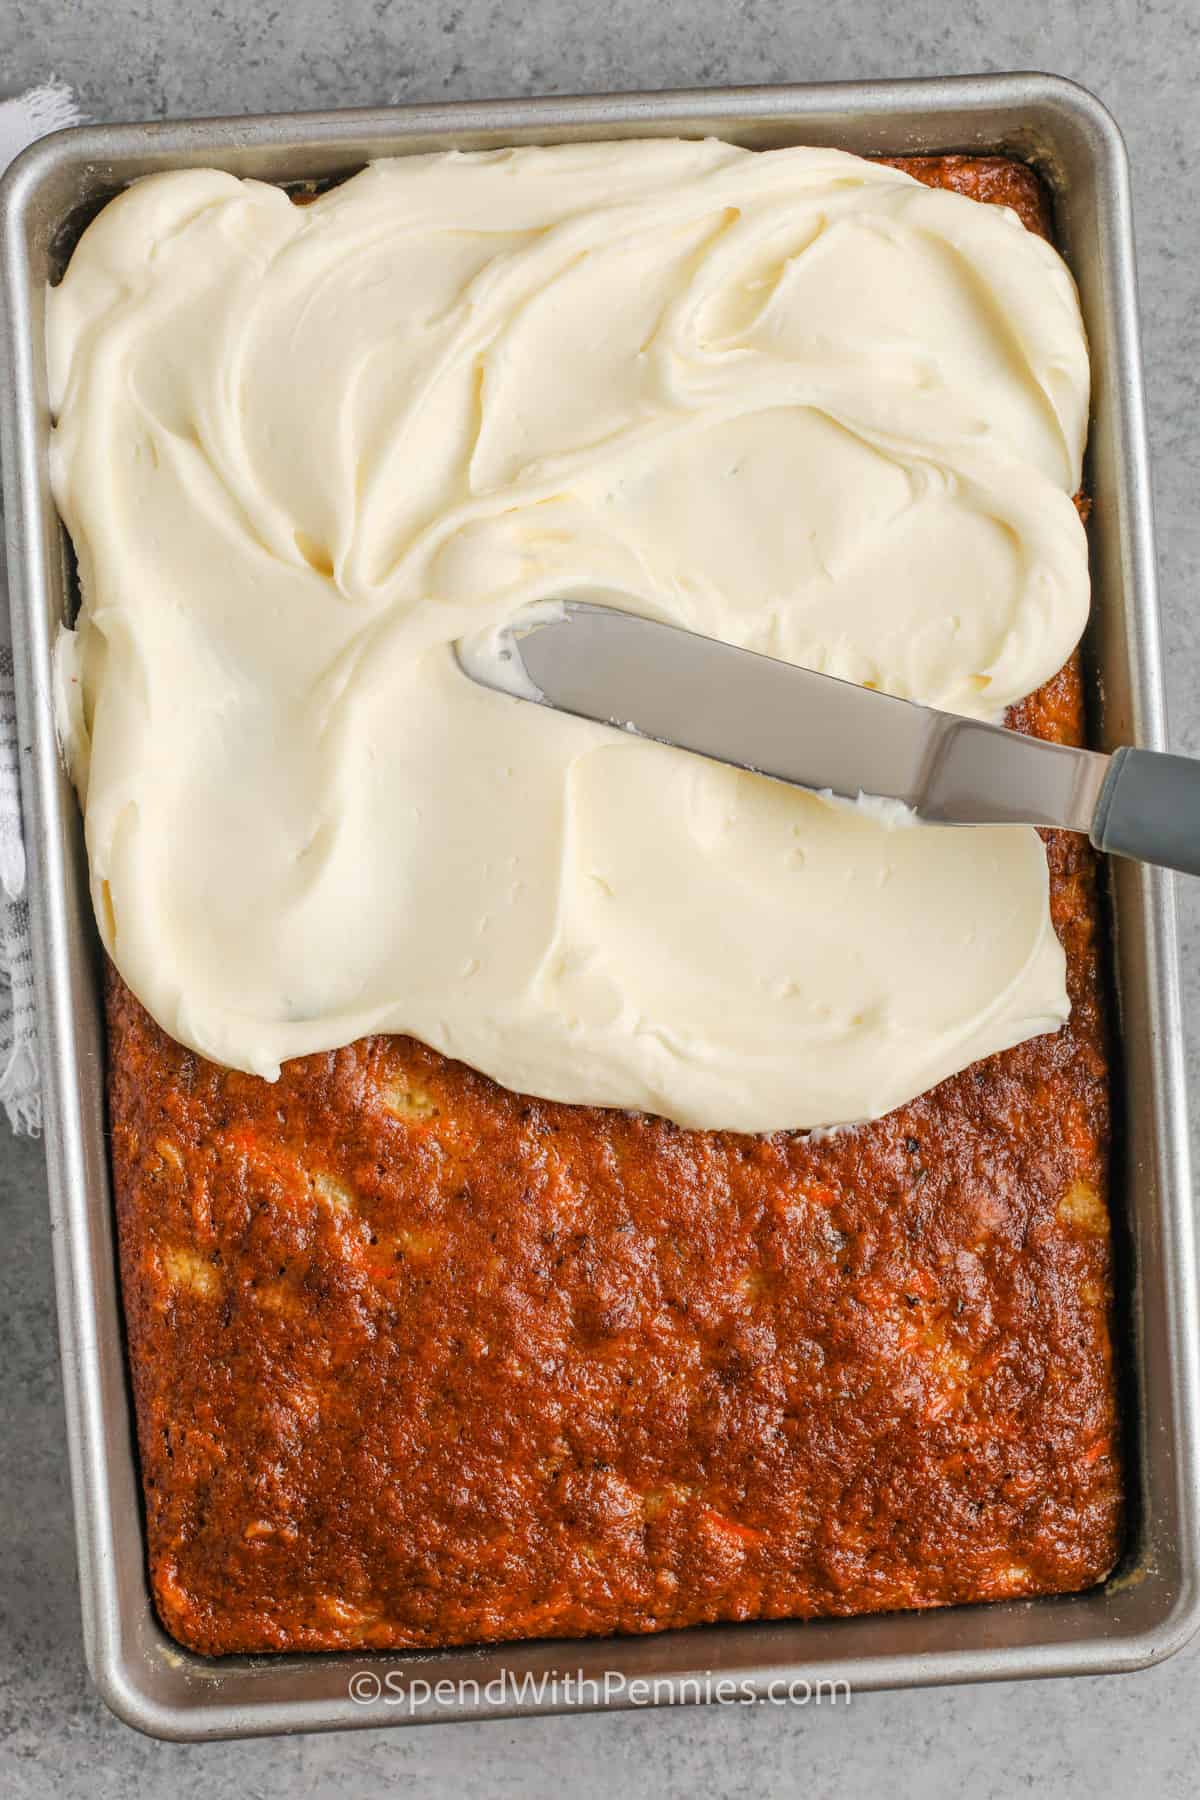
457;602;1112;833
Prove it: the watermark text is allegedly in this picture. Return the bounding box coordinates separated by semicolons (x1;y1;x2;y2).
347;1666;851;1712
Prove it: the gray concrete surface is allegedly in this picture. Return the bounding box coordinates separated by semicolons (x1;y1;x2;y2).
2;1;1199;1794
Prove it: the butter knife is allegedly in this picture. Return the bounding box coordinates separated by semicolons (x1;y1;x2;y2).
457;602;1200;877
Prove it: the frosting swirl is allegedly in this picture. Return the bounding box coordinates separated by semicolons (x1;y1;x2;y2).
48;141;1089;1130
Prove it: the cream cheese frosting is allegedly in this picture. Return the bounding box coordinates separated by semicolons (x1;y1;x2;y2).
46;140;1090;1131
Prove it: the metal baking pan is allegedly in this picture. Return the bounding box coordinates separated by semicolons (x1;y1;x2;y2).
2;73;1198;1742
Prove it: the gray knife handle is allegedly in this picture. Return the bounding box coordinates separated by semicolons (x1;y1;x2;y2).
1091;745;1200;876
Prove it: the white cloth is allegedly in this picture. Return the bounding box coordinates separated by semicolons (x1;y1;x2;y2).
0;81;83;1133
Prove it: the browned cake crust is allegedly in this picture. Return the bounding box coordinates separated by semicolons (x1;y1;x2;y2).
106;154;1120;1657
